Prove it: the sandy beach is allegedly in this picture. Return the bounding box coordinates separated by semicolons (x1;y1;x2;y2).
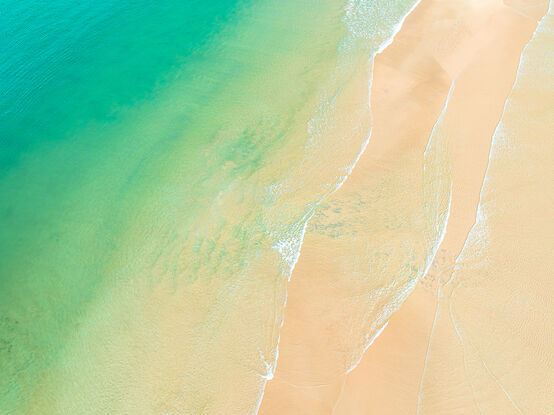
259;0;550;413
2;1;550;413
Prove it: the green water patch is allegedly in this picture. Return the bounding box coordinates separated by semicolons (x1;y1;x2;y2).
0;0;421;412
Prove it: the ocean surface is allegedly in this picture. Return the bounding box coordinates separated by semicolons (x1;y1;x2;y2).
1;1;420;413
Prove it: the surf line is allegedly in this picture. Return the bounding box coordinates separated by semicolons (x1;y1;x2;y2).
253;1;429;413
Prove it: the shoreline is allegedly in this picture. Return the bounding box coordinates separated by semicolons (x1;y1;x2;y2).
258;0;548;413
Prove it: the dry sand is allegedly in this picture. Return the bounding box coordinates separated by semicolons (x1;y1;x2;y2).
259;0;550;413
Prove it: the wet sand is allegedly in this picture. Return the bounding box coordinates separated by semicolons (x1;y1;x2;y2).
259;0;549;413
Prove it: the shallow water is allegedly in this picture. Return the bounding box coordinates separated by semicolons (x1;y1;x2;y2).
0;0;420;413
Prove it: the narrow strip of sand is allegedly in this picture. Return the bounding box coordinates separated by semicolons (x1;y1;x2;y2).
259;0;547;413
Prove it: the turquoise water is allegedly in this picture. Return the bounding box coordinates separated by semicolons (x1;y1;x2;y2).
1;0;242;167
1;0;417;413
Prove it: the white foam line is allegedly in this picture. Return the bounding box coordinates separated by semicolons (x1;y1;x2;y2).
316;5;551;415
424;179;452;275
431;13;552;415
481;359;524;414
416;286;442;415
338;72;456;381
447;288;485;415
424;80;456;156
255;64;374;413
421;78;456;272
345;182;451;384
254;2;428;412
355;75;456;375
376;0;423;55
345;320;389;374
448;5;550;281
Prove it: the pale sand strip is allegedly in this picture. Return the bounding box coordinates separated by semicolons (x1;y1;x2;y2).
259;0;547;413
333;1;549;414
415;4;553;413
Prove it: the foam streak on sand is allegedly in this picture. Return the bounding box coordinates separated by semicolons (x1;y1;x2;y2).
256;1;422;411
454;6;552;253
258;0;461;411
261;0;552;413
2;0;550;413
347;77;456;380
375;0;423;55
327;1;551;414
438;4;553;413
